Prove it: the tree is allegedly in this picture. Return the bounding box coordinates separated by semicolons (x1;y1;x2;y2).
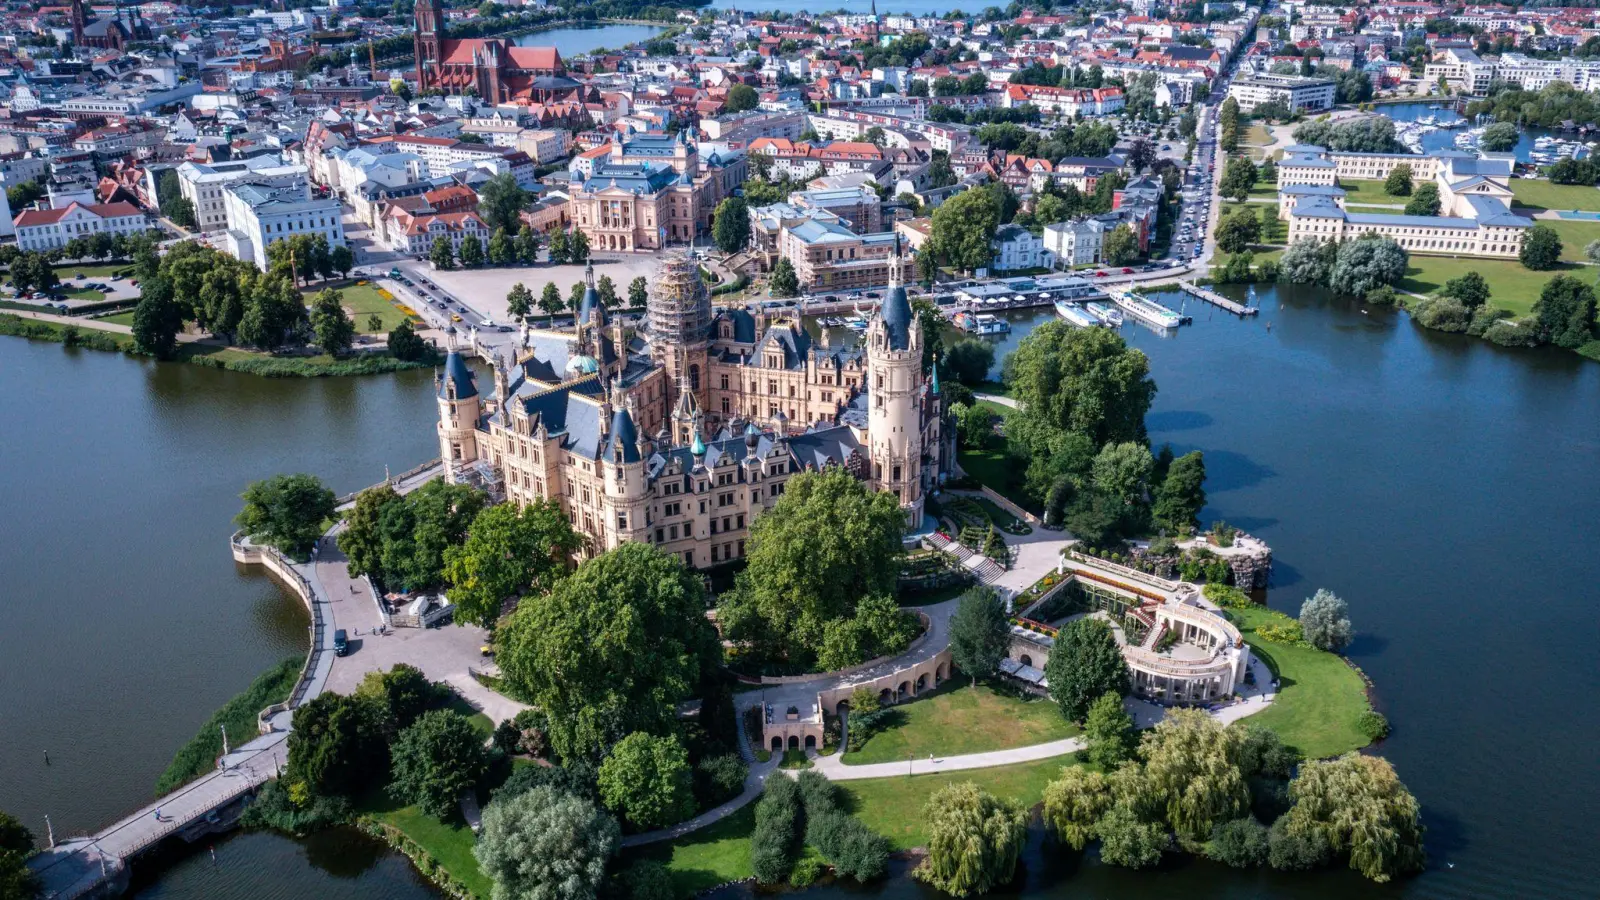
548;228;570;265
331;243;355;278
1479;121;1519;152
1103;224;1140;265
1259;157;1278;184
1045;618;1130;722
1520;224;1563;270
768;257;799;297
597;274;617;308
942;338;995;385
459;234;485;267
713;196;750;254
1404;182;1441;217
1532;274;1598;347
540;282;564;319
478;172;529;234
430;236;456;270
927;151;956;188
928;185;1003;273
516;224;542;264
353;663;441;735
1300;589;1354;652
285;692;388;798
1282;753;1425;882
311;234;335;281
568;230;590;265
498;543;721;761
131;278;185;359
488;227;514;266
1006;321;1156;453
568;281;586;313
1151;451;1206;534
310;288;355;356
1214;209;1261;254
1279;238;1334;285
914;782;1027;897
628;276;648;308
443;500;582;627
1042;766;1111;850
1219;157;1258;202
1096;803;1169;868
389;709;488;818
235;473;336;558
1208;817;1270;867
717;469;905;666
506;283;534;323
1140;708;1249;843
724;84;759;112
1329;235;1407;297
475;785;620;900
0;810;38;900
1383;164;1414;197
597;732;696;831
947;586;1010;684
1084;691;1137;768
388;320;429;361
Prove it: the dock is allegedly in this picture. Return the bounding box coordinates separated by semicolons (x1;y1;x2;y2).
1178;281;1259;317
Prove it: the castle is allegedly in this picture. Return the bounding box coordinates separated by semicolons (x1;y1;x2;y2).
436;250;950;568
412;0;587;105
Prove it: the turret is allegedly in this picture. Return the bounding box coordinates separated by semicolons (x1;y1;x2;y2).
437;347;481;483
865;235;924;524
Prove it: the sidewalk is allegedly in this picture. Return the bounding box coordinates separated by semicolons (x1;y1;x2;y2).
810;736;1085;781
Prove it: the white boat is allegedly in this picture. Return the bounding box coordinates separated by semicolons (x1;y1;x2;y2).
1110;289;1186;329
1086;301;1125;326
953;311;1011;335
1054;300;1099;328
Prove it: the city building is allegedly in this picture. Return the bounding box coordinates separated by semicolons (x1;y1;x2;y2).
436;252;948;565
1043;217;1111;267
567;132;746;250
412;0;582;104
175;158;309;233
13;200;144;252
1226;73;1336;113
991;224;1055;272
765;207;916;292
221;183;346;271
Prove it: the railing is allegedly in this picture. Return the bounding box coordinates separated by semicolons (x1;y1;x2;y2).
1063;549;1181;595
334;458;442;505
233;531;324;733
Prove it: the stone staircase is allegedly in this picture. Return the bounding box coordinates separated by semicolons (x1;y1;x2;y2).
924;533;1004;584
1140;621;1167;651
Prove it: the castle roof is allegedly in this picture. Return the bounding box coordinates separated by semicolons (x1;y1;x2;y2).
438;350;476;400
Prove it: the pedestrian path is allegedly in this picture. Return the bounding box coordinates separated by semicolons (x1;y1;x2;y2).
810;736;1086;781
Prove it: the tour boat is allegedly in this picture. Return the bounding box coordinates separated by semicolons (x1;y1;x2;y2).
953;312;1011;335
1054;300;1099;328
1111;290;1186;330
1086;301;1125;326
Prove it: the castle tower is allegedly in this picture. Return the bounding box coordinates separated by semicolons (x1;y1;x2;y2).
414;0;444;91
601;392;650;550
436;347;481;484
649;254;712;421
671;359;704;448
865;237;924;525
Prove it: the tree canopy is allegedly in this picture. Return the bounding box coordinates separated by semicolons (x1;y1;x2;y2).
596;732;696;831
913;782;1028;897
1299;588;1353;652
947;586;1011;684
235;473;336;558
388;709;489;818
1282;753;1425;882
478;172;529;234
475;785;620;900
1520;224;1563;271
1005;322;1156;454
443;500;582;627
1329;235;1408;297
498;542;721;761
1044;617;1129;721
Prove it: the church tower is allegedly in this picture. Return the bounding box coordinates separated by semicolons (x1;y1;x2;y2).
865;237;924;525
414;0;444;92
649;254;713;424
437;344;482;484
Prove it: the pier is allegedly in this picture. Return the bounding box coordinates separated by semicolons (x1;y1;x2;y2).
1177;281;1259;317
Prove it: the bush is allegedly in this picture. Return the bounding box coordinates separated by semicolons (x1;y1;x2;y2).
750;776;803;884
1267;814;1332;871
492;761;598;804
694;753;749;808
240;778;351;834
1484;317;1543;348
1411;296;1471;333
1358;710;1390;741
623;859;675;900
789;854;827;887
1207;817;1270;867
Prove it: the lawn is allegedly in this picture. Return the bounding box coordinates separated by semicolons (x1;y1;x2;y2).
62;287;105;302
1397;256;1577;316
843;680;1078;765
1534;217;1600;263
1335;179;1406;204
99;311;135;327
837;756;1078;850
365;797;492;900
626;803;755;898
957;441;1035;511
442;691;496;737
54;263;132;279
1230;606;1372;760
307;281;415;333
1508;178;1600;213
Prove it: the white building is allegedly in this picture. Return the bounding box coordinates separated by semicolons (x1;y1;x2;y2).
13;201;145;252
1227;73;1336;113
991;224;1055;272
1043;218;1110;267
221;183;346;271
176;158;308;233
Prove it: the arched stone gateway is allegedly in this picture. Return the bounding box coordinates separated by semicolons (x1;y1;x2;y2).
878;688;893;704
896;680;911;701
935;662;947;684
915;673;928;692
771;736;782;751
804;735;817;749
788;735;800;750
1020;654;1033;667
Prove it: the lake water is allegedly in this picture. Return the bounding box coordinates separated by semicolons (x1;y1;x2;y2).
707;0;974;15
1381;100;1586;165
514;23;668;57
3;280;1599;898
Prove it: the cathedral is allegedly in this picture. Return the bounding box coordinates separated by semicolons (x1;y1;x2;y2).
69;0;151;52
412;0;589;105
436;250;950;569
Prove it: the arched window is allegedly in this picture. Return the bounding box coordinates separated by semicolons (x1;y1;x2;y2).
689;364;700;391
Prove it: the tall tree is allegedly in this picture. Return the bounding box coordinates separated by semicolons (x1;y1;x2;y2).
234;473;336;558
475;786;620;900
628;276;648;308
516;223;542;264
430;235;456;270
442;500;582;627
505;282;534;323
1282;753;1425;882
1383;164;1414;197
724;84;759;112
568;229;590;265
942;338;995;385
1103;224;1140;265
914;782;1027;897
330;244;355;278
713;196;751;254
1329;235;1407;296
596;732;696;831
1140;709;1249;844
768;257;799;297
1084;691;1137;768
497;543;722;762
478;172;529;234
1404;182;1441;217
928;185;1002;273
1006;322;1156;453
488;227;514;266
459;234;485;267
1044;617;1129;722
285;692;388;798
0;809;38;900
1152;451;1206;534
540;282;564;319
310;288;355;356
131;276;185;360
947;586;1011;684
1042;767;1112;850
388;709;488;818
1299;589;1353;652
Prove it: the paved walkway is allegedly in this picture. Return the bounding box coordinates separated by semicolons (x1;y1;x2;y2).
973;393;1018;409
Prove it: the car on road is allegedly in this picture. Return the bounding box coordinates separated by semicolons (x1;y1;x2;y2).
1121;268;1134;274
389;267;402;278
334;629;349;656
1093;271;1108;278
451;314;462;322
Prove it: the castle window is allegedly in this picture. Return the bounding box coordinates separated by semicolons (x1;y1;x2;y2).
656;527;665;542
711;519;719;534
684;551;694;566
721;374;729;389
669;524;679;540
617;512;627;529
711;545;720;563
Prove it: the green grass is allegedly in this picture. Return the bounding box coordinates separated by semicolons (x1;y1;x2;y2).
1508;178;1600;213
62;288;105;302
837;756;1078;850
365;796;492;899
957;441;1036;511
311;281;415;333
972;496;1020;529
155;657;301;794
1533;217;1600;262
55;263;132;279
1397;256;1578;316
1231;606;1372;760
843;680;1078;765
1335;179;1408;204
99;311;136;327
779;749;813;769
626;803;755;898
442;692;496;737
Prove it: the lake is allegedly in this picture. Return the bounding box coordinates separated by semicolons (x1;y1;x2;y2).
515;23;668;57
1381;99;1587;165
707;0;974;15
3;280;1598;898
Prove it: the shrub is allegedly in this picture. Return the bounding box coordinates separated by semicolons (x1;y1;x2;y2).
623;860;675;900
1267;813;1332;871
1484;316;1543;348
1411;296;1471;333
1207;817;1270;867
492;760;597;804
1203;582;1253;609
750;776;803;884
240;778;351;834
694;753;749;808
789;854;827;886
1358;710;1390;741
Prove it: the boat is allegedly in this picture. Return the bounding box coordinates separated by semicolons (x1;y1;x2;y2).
1110;289;1186;329
953;311;1011;335
1086;301;1125;326
1054;300;1100;328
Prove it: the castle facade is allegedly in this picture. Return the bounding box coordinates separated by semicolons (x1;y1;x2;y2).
436;252;949;568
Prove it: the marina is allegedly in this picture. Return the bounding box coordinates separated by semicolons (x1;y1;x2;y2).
1086;301;1125;326
1177;281;1259;317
